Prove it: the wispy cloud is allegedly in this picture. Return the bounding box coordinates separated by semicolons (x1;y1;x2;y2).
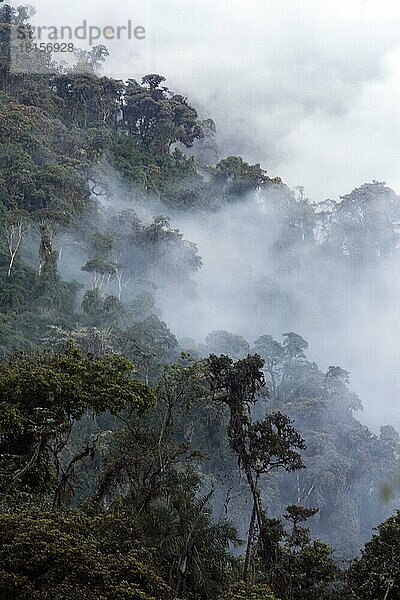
20;0;400;198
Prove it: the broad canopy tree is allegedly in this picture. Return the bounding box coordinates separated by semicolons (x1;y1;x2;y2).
123;74;204;154
0;342;154;502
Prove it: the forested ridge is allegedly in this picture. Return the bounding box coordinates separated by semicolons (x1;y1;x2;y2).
1;5;400;599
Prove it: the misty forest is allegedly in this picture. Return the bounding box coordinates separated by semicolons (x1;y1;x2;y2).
2;4;400;600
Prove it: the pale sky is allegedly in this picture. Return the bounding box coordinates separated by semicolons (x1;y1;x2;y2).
12;0;400;200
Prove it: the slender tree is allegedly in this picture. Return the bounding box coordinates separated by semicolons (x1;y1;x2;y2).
207;354;305;581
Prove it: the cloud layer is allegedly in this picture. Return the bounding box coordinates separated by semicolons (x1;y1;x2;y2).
20;0;400;199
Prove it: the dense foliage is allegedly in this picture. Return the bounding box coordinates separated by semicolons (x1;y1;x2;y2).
0;4;400;599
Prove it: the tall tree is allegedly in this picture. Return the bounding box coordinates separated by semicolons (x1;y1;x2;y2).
207;354;305;580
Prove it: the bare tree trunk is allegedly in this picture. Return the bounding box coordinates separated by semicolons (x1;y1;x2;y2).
243;464;273;571
297;472;301;504
7;222;27;277
244;502;257;582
